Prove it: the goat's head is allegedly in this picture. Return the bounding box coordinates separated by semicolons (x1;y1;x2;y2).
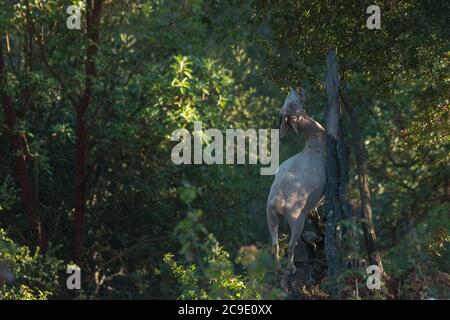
279;87;306;137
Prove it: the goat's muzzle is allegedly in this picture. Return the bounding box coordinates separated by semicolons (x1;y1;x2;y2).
279;115;300;137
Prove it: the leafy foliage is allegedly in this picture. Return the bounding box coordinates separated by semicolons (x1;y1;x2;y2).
164;197;285;300
0;229;63;300
0;0;448;299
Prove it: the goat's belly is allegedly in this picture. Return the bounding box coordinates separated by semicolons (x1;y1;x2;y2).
276;158;326;185
280;175;326;203
268;168;325;200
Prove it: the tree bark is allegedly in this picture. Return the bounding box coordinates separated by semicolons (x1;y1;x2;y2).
323;47;342;299
323;47;352;299
340;91;383;270
0;37;48;251
72;0;102;264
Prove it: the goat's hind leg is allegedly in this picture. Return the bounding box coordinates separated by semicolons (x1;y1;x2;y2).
267;209;280;269
287;210;307;275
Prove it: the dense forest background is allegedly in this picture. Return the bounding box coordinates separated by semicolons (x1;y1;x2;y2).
0;0;448;299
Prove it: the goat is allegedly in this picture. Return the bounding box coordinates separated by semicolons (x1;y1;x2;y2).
267;88;327;274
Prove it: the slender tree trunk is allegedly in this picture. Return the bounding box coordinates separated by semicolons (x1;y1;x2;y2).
73;106;88;264
0;38;48;251
72;0;102;264
340;91;383;270
323;47;352;299
323;47;342;299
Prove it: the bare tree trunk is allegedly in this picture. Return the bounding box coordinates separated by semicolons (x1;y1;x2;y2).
323;47;353;299
323;47;342;299
0;37;48;252
73;106;88;264
340;91;383;270
72;0;103;265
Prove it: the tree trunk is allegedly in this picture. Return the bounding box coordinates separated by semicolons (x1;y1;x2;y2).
340;91;383;270
72;0;102;264
0;38;48;252
323;47;352;299
323;47;342;299
73;106;88;264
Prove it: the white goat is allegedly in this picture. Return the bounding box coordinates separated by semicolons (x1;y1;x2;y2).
267;88;327;274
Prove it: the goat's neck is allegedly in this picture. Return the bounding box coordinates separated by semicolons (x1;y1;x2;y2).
304;132;326;152
294;115;327;153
